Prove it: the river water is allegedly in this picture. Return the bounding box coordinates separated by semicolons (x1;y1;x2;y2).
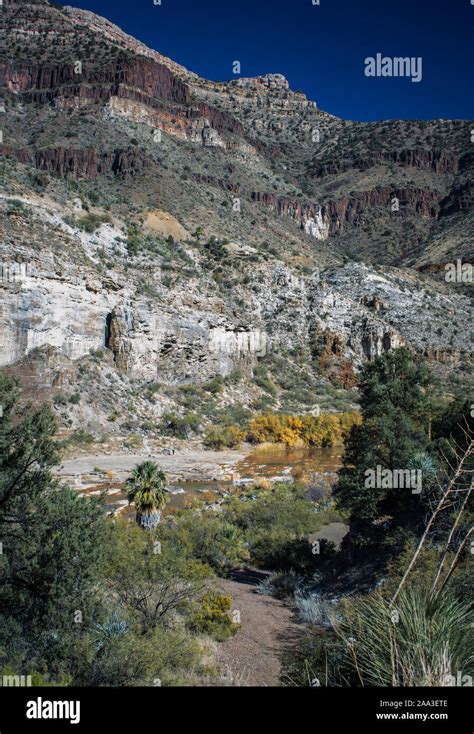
97;445;344;519
237;444;342;479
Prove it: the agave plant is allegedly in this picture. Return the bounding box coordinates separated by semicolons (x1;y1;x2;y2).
127;460;168;530
407;451;437;489
93;611;128;652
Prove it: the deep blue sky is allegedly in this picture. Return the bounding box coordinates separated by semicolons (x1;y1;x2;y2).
70;0;473;121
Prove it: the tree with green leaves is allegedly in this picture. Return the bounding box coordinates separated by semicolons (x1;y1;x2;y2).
335;348;435;550
127;460;168;530
104;521;211;635
0;374;109;679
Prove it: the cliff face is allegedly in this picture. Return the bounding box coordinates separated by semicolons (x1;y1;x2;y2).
308;148;461;178
4;213;467;389
1;0;472;433
1;145;149;178
251;187;441;239
2;58;188;107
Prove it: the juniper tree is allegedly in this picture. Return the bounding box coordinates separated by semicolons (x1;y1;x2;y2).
334;348;435;549
0;375;108;674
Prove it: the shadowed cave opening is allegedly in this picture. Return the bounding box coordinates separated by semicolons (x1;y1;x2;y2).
104;313;113;349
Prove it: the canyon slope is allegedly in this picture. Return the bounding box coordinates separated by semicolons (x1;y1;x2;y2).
1;0;472;439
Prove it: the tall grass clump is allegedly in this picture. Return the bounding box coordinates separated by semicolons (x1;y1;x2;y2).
335;588;473;686
294;593;334;628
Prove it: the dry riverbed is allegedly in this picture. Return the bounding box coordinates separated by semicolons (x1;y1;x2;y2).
55;446;248;487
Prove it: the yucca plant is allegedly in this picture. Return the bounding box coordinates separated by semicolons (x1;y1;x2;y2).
407;451;438;489
127;461;168;530
93;611;128;652
333;587;473;686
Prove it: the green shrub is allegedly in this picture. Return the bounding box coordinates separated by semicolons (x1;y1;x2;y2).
203;376;224;394
60;428;95;449
256;570;304;599
124;434;144;450
191;591;239;641
137;281;161;300
7;199;26;215
76;212;112;233
210;404;251;428
203;425;244;449
53;393;67;406
163;514;249;573
254;375;277;396
223;484;323;569
280;632;348;687
159;412;201;439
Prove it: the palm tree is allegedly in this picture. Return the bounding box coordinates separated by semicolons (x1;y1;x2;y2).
127;461;168;530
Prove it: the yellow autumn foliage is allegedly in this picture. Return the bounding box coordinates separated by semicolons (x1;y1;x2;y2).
247;412;361;448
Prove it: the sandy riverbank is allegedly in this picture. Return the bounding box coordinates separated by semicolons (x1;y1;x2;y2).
54;447;249;488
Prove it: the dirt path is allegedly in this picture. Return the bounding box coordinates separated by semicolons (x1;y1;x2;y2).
217;571;303;686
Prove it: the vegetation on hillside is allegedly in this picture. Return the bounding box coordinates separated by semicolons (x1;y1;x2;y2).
1;347;471;688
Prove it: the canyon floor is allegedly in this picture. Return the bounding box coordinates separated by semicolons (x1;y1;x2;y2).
55;447;246;482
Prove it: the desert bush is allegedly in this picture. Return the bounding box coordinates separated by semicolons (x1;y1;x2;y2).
202;375;224;394
159;412;201;439
383;537;473;603
254;374;277;396
256;570;304;599
104;523;211;634
190;591;239;641
60;428;95;450
7;199;26;214
30;171;49;190
203;428;227;450
282;587;474;687
203;425;245;449
78;626;204;687
223;484;323;569
246;414;283;443
294;592;333;627
163;513;249;573
280;632;349;687
53;392;68;405
75;212;112;232
124;434;143;450
211;404;251;428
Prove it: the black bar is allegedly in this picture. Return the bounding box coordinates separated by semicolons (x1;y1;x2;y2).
0;686;471;733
